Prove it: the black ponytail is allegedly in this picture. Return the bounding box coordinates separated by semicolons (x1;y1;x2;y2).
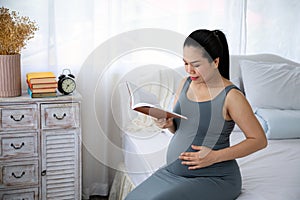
183;29;230;79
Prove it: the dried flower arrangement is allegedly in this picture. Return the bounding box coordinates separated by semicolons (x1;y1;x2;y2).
0;6;38;55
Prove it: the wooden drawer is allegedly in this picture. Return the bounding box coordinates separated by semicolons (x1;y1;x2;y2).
0;104;38;131
0;187;39;200
0;160;38;188
41;103;80;129
0;132;38;159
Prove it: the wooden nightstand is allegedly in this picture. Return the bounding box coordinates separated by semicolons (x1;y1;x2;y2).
0;92;82;200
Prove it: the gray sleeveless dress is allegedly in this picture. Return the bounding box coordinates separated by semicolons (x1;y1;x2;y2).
125;77;242;200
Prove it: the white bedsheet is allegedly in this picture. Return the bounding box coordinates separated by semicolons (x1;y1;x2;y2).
122;129;300;200
231;131;300;200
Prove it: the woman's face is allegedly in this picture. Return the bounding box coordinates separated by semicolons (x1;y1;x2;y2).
183;46;219;84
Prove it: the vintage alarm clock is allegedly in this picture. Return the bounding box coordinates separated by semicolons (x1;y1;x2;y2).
57;69;76;95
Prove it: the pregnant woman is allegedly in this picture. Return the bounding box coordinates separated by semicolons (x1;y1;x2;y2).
125;29;267;200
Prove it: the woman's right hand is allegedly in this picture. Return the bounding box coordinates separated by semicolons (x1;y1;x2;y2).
153;118;174;129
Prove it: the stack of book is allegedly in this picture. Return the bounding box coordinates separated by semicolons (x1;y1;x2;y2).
26;72;57;98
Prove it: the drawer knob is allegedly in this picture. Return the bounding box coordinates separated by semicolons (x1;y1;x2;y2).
53;113;66;120
10;114;24;122
12;171;25;179
10;142;25;150
41;170;47;176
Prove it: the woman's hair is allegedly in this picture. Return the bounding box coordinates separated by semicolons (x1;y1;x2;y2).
183;29;230;79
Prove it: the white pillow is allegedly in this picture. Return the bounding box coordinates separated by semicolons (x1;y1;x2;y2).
240;60;300;110
255;108;300;139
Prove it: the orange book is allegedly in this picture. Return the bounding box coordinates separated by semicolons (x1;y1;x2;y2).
28;78;57;84
27;81;57;89
29;87;57;94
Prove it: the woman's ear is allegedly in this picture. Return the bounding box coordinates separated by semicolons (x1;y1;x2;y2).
213;57;220;68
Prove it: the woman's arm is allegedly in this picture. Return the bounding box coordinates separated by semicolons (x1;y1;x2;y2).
215;89;267;162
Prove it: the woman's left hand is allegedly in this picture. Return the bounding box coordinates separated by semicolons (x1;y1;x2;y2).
179;145;218;170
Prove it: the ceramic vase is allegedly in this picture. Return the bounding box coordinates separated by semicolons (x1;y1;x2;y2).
0;54;21;97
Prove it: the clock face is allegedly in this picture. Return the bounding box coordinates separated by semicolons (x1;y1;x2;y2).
61;78;76;94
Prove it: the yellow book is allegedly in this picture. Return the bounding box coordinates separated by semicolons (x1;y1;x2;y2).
26;72;56;81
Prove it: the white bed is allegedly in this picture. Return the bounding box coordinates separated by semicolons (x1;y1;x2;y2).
109;54;300;200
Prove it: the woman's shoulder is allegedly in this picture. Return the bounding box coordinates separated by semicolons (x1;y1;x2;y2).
180;76;188;81
223;79;242;93
175;77;189;96
222;79;245;102
179;76;189;85
178;76;191;89
225;82;246;105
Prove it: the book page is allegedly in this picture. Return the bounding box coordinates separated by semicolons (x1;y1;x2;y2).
126;81;160;108
126;81;187;119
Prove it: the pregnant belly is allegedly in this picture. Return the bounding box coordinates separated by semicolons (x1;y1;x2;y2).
166;158;239;178
166;143;239;178
166;131;196;165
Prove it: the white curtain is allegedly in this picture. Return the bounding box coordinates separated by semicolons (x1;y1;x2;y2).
2;0;300;198
246;0;300;62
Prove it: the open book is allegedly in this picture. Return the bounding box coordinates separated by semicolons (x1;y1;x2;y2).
126;81;187;119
